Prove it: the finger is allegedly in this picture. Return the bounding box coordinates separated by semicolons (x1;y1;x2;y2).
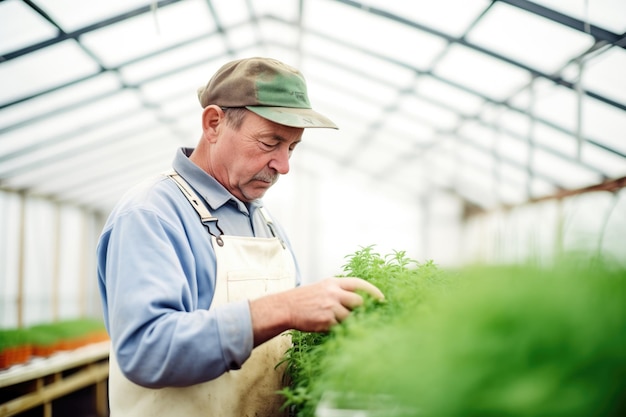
338;277;385;301
333;304;351;323
339;291;364;310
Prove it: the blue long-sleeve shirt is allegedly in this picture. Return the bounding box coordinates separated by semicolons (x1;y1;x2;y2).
97;148;300;388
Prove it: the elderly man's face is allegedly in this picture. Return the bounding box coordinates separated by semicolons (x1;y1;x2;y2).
212;110;304;202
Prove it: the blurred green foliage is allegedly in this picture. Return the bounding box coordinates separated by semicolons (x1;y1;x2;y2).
280;247;626;417
0;318;107;349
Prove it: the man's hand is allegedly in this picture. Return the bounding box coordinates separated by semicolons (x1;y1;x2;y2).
249;277;384;346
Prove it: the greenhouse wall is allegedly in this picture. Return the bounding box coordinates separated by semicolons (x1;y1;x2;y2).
0;189;104;329
1;183;623;329
462;188;626;266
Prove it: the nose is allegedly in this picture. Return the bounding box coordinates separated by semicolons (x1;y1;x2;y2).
268;147;290;175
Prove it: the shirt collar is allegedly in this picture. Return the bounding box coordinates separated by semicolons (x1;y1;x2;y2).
172;147;262;215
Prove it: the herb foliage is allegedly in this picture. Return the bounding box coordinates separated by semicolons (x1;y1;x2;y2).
279;246;446;416
279;248;626;417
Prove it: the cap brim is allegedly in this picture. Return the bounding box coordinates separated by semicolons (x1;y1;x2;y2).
246;106;338;129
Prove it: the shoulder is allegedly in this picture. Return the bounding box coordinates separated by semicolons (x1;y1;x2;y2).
103;173;191;230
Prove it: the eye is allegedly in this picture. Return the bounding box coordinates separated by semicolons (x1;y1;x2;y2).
258;140;279;151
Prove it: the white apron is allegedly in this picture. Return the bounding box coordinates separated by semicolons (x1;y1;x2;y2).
108;172;296;416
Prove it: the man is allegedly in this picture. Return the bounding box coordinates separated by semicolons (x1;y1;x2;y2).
97;57;384;416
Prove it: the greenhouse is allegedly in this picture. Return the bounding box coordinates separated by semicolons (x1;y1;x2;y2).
0;0;624;416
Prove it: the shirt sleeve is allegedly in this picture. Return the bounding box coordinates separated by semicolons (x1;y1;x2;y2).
97;207;253;388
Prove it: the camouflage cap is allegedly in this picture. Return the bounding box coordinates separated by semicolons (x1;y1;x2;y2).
197;57;338;129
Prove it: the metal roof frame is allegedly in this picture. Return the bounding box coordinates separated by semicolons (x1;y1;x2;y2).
0;0;624;211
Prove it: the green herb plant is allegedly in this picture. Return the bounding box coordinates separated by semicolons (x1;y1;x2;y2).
278;246;445;417
279;248;626;417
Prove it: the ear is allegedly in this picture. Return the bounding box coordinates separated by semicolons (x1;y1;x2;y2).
201;105;225;141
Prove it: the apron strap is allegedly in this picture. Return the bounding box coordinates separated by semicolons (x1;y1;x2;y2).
164;169;225;246
258;207;286;248
164;169;285;248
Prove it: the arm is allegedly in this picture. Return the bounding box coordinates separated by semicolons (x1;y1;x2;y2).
98;208;252;388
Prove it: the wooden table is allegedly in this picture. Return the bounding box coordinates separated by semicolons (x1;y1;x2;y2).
0;342;110;417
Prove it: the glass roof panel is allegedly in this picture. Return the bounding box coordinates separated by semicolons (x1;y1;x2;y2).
495;133;531;166
0;111;161;177
0;40;99;105
457;140;496;171
524;81;579;133
581;47;626;106
5;124;169;188
4;125;157;185
212;0;252;26
301;36;417;88
532;148;600;189
79;0;214;67
508;77;552;109
258;19;300;41
256;46;303;72
33;150;172;199
350;142;403;177
223;24;263;49
396;95;460;130
35;0;153;32
458;119;497;150
301;58;408;113
498;162;529;187
467;2;594;74
48;89;146;129
250;0;300;21
360;0;489;38
417;76;486;116
582;143;626;178
119;35;227;85
160;95;200;122
532;0;626;34
434;44;530;101
138;63;220;104
533;123;579;159
304;0;447;71
0;90;146;156
583;98;626;155
0;0;58;55
378;116;436;149
0;73;121;131
479;104;531;139
27;134;171;191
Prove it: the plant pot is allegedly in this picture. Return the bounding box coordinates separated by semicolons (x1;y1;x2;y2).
32;344;57;358
0;344;32;369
